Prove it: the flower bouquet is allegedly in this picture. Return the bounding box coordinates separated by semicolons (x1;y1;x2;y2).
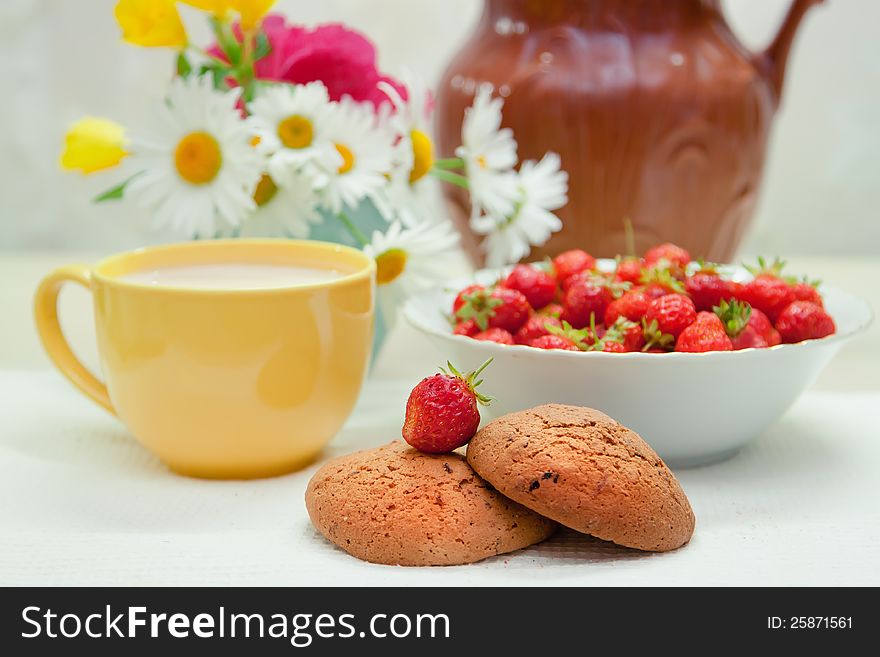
61;0;569;355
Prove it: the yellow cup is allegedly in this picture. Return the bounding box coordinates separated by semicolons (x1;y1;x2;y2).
34;240;375;479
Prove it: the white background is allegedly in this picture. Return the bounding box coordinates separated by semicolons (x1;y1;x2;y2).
0;0;878;256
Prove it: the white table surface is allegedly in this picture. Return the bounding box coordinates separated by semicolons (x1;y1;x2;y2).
1;254;878;586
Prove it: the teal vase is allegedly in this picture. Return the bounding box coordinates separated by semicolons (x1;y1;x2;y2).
309;200;391;364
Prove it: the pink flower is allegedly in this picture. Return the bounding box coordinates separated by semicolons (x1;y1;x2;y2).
209;15;406;110
251;15;306;82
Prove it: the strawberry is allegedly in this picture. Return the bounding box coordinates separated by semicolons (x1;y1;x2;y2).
473;328;515;345
790;279;824;308
726;280;744;301
560;273;628;329
766;328;783;347
402;359;493;454
514;314;562;345
738;274;796;323
453;319;478;337
640;264;687;295
590;329;627;353
560;268;612;292
552;314;629;353
502;264;557;310
747;308;782;346
686;262;735;311
713;299;761;350
737;257;797;322
552;249;596;283
452;284;484;314
731;326;768;349
641;318;675;352
545;320;599;350
456;287;531;333
775;301;836;344
604;290;649;326
675;312;733;353
601;340;627;353
686;272;729;311
645;293;697;338
614;257;644;285
726;306;782;349
604;317;645;352
561;280;612;329
644;242;691;270
559;270;586;292
529;334;580;351
537;302;564;318
642;283;672;300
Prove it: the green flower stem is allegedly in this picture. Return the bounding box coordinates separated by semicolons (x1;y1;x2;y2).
210;17;238;64
93;181;127;203
207;16;258;100
336;211;369;247
238;28;256;102
430;168;470;190
432;157;465;170
187;42;226;63
93;173;141;203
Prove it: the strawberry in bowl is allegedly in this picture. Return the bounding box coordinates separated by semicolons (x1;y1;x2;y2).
447;248;842;354
404;244;872;467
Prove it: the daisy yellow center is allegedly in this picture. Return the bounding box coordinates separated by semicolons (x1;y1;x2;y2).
409;129;434;183
174;131;222;185
375;248;407;285
277;115;313;149
252;174;278;207
477;154;488;169
335;143;355;175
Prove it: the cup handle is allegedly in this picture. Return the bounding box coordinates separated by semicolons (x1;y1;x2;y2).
34;265;115;415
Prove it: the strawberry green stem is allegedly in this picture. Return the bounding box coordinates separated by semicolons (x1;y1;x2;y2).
441;358;495;406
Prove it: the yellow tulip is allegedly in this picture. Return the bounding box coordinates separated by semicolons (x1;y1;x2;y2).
180;1;275;31
114;0;187;48
179;0;232;16
230;0;276;30
60;117;128;174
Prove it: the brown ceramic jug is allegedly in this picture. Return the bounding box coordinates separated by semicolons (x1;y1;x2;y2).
435;0;823;263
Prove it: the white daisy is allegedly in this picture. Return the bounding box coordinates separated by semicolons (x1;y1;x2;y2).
455;85;519;219
375;71;439;226
227;170;323;238
472;152;568;268
378;70;433;181
363;220;460;297
125;74;263;237
317;96;395;215
247;81;338;182
376;174;440;227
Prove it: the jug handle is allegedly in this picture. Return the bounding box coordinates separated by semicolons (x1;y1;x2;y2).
754;0;824;102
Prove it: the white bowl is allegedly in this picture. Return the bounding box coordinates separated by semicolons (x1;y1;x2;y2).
404;263;873;467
